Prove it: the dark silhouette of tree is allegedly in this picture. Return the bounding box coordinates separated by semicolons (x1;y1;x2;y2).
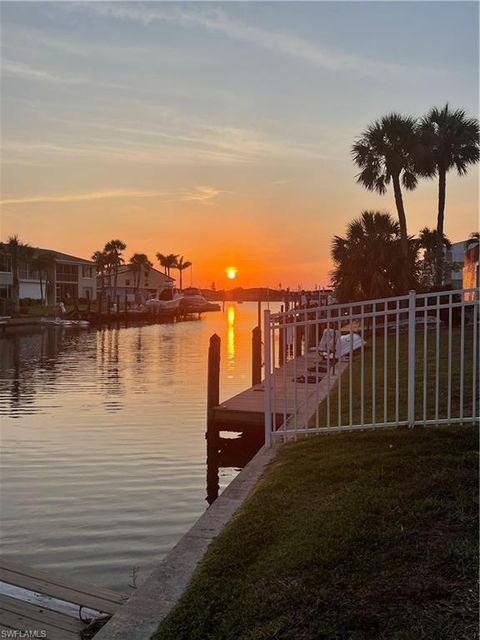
417;227;451;289
0;236;34;313
175;256;192;291
31;250;56;306
156;252;178;278
104;240;126;304
352;114;418;291
129;253;153;300
331;211;418;302
416;105;479;286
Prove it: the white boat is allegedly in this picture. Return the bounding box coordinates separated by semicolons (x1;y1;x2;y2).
310;328;365;359
145;290;183;312
180;287;209;311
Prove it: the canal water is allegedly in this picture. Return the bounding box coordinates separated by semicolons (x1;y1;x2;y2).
0;302;278;590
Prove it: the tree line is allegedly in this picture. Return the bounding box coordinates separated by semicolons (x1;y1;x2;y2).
92;241;192;301
335;104;479;301
0;236;56;312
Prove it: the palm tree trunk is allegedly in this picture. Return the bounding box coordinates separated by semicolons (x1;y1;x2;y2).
391;173;410;292
113;267;118;305
11;249;20;314
179;268;183;291
435;167;446;288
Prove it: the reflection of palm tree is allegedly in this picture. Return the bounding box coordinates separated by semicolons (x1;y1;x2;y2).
175;256;192;291
331;211;418;302
417;105;479;286
156;253;178;278
352;114;418;289
104;240;126;304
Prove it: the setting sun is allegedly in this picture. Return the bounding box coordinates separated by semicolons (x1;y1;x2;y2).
226;267;237;280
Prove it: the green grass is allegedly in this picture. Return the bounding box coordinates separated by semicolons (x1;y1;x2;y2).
312;326;477;428
153;426;478;640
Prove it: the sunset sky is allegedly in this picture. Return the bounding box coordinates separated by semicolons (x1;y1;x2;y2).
1;1;478;289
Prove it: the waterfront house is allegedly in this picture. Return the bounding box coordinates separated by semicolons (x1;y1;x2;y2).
97;265;175;303
0;247;96;305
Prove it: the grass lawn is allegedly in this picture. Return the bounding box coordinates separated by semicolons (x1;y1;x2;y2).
153;426;478;640
312;325;477;428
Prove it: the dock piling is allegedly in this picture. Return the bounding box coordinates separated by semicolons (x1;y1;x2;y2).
252;326;262;386
206;334;221;452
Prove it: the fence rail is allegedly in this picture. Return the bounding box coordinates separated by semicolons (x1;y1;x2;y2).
263;288;479;446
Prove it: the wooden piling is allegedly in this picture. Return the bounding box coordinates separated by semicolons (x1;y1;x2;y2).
116;295;120;317
252;326;262;386
206;334;221;452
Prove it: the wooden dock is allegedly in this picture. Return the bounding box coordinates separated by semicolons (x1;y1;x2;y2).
0;560;127;639
208;332;345;440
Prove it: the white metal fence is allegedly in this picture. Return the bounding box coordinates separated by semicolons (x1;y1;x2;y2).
263;288;479;446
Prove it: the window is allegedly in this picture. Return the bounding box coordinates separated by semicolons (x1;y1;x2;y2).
126;279;130;286
82;266;93;278
56;263;78;283
0;255;11;273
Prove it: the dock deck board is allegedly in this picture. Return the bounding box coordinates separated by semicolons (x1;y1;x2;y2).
212;354;346;432
0;560;128;639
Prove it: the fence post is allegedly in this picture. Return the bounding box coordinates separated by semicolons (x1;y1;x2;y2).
252;326;262;386
407;289;416;427
264;309;272;447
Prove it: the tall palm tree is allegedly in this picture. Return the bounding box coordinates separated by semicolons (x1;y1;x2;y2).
417;227;451;289
416;105;479;287
175;256;192;291
129;253;153;299
156;252;178;278
104;240;126;304
31;251;56;306
2;235;33;313
352;114;418;290
331;211;418;302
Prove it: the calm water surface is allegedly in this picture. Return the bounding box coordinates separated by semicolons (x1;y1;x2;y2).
0;303;278;590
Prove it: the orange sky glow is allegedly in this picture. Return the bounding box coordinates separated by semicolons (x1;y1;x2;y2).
1;2;478;289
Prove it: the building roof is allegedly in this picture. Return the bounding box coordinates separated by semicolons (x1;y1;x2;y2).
98;265;175;281
36;248;94;265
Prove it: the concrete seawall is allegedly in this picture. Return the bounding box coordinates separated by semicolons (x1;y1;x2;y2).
95;444;277;640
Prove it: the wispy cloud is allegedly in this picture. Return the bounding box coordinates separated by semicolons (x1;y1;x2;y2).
1;58;81;85
0;189;168;206
76;3;426;77
182;186;222;203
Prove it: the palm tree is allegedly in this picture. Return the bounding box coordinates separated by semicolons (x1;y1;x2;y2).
129;253;153;300
175;256;192;291
104;240;126;304
416;105;479;287
417;227;451;289
91;250;108;294
464;231;479;251
2;235;34;313
31;251;56;306
352;114;418;290
156;252;178;278
331;211;418;302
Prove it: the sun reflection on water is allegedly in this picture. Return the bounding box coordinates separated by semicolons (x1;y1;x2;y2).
226;305;235;376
